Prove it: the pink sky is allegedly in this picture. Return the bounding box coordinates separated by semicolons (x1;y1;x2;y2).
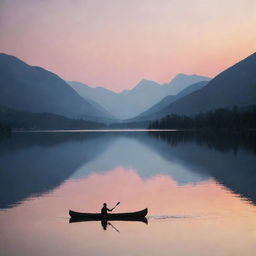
0;0;255;92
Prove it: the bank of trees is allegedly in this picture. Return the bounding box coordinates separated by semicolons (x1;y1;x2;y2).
0;105;105;130
148;106;256;130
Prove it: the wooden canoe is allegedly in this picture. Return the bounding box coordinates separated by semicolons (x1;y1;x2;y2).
69;208;148;220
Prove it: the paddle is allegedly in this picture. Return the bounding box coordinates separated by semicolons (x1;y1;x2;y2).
108;222;120;233
112;201;120;211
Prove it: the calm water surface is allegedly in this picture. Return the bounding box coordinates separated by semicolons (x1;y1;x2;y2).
0;131;256;256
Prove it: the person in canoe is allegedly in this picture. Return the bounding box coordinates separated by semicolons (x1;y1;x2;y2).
100;202;120;230
101;203;113;231
101;203;114;215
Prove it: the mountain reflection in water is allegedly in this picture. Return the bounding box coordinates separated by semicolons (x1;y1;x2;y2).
149;131;256;204
0;130;255;209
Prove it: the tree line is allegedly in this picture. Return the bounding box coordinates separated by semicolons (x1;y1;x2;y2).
0;105;105;131
148;106;256;130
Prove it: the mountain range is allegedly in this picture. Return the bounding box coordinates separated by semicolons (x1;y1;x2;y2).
0;52;255;128
69;74;210;119
135;81;208;120
135;52;256;121
0;53;114;122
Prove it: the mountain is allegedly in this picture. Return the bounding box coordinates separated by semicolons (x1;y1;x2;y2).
0;53;114;122
68;74;210;119
69;79;163;119
162;73;211;95
85;98;112;117
142;52;256;120
136;81;208;120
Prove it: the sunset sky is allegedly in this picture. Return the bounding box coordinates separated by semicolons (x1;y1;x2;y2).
0;0;255;92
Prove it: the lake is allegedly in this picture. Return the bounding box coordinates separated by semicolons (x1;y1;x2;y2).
0;130;256;256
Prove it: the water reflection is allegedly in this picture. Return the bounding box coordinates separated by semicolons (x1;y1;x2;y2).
149;130;256;155
149;131;256;204
0;132;112;208
1;166;256;256
1;130;256;256
70;217;148;232
0;131;256;209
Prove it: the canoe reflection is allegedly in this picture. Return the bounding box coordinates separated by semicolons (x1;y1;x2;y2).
69;217;148;231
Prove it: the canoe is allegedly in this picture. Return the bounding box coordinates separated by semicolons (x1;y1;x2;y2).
69;216;148;224
69;208;148;220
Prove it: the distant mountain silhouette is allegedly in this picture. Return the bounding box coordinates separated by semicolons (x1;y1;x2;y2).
161;73;210;95
135;81;208;120
85;98;113;118
145;52;256;119
68;80;162;119
0;53;114;122
68;74;210;119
